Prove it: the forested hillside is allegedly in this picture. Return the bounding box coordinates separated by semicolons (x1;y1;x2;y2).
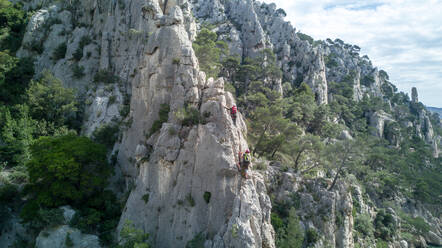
0;0;440;248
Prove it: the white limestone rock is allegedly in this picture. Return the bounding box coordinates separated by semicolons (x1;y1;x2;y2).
35;225;101;248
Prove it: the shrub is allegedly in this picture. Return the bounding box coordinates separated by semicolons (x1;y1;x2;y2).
73;47;83;61
119;220;150;248
297;32;314;44
72;64;85;78
22;207;65;230
168;126;177;136
254;162;267;170
306;228;319;244
26;71;78;129
186;193;195;207
65;233;74;247
172;58;180;65
355;214;374;237
374;209;397;241
93;69;119;84
52;42;67;60
399;211;430;235
108;95;117;106
142;193;149;204
92;123;119;149
203;192;211;204
0;183;18;203
185;232;205;248
119;104;130;117
149;104;170;136
175;105;201;126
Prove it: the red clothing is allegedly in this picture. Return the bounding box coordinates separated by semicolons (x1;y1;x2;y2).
231;106;237;115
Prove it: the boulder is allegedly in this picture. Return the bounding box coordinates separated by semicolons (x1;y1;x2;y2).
35;225;101;248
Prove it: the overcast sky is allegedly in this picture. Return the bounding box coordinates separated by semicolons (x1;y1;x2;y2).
261;0;442;107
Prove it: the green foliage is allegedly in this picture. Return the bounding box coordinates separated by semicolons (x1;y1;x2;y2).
94;69;120;84
73;36;92;61
193;28;227;78
185;232;205;248
176;105;201;126
275;208;304;248
355;214;374;237
92;123;119;149
283;134;324;173
399;211;430;235
203;192;211;204
186;193;195;207
65;233;74;247
361;75;375;87
72;64;85;78
374;209;397;241
172;58;180;65
22;207;65;231
119;220;150;248
0;105;36;167
149;103;170;136
52;42;67;60
0;52;34;105
26;71;78;130
305;228;319;245
376;240;389;248
70;190;122;244
0;183;18;203
142;193;149;204
0;0;28;52
297;32;314;44
23;134;109;211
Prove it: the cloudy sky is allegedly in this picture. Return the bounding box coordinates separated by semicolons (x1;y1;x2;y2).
261;0;442;107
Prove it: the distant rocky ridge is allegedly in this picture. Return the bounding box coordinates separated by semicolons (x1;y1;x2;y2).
428;107;442;119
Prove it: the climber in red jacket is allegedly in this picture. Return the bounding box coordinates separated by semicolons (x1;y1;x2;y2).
224;105;237;125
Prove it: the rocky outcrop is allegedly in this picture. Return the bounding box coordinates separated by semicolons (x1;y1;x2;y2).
109;1;275;247
369;110;395;138
266;167;355;248
35;225;101;248
192;0;328;104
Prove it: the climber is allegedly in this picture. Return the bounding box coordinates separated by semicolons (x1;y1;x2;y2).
237;149;252;179
224;105;237;125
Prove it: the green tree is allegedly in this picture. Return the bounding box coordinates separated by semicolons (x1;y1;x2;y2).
26;71;78;130
24;134;109;209
278;208;304;248
0;52;34;104
0;0;28;52
0;104;36;167
193;28;227;79
119;220;150;248
283;134;323;173
326;139;364;191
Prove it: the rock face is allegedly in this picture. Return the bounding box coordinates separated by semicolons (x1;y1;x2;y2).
35;225;101;248
266;167;356;248
16;0;275;247
369;110;395;138
116;2;275;246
